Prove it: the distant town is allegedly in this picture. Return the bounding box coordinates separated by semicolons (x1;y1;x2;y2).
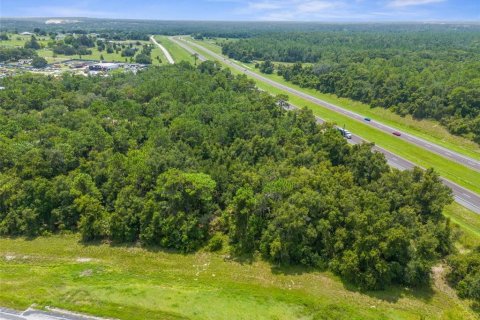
0;59;148;78
1;29;162;78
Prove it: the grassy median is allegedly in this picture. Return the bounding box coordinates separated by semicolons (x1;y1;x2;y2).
153;36;196;64
179;38;480;195
191;37;480;162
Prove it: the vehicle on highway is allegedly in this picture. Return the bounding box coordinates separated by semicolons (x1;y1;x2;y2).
364;117;371;122
392;131;402;136
337;127;352;139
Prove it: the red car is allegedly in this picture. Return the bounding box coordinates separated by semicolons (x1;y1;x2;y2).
392;131;401;137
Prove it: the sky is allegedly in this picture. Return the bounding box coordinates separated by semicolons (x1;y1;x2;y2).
0;0;478;22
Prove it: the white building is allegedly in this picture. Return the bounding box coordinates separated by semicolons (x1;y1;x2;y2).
89;63;120;71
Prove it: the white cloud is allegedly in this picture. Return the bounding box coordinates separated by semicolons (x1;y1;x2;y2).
248;2;284;10
388;0;445;7
231;0;453;21
296;1;341;13
237;1;346;20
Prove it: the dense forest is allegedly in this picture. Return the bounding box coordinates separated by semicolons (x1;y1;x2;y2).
0;63;467;293
2;18;478;39
222;30;480;143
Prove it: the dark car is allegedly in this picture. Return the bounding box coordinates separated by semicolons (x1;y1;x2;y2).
364;117;371;122
392;131;401;137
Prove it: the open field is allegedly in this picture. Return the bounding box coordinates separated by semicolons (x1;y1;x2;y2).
0;34;51;47
154;35;196;64
1;234;479;320
182;38;480;195
1;34;167;65
193;38;480;162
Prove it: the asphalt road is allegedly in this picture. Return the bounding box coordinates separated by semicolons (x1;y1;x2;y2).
173;37;480;173
171;36;480;214
170;37;207;62
150;36;175;64
0;307;107;320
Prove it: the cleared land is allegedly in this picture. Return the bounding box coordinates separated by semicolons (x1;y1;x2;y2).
193;38;480;162
1;233;479;320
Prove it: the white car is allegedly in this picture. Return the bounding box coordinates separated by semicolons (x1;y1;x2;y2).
337;127;352;139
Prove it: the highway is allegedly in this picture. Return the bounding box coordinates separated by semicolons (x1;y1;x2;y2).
150;36;175;64
172;37;480;172
170;36;480;214
170;37;207;62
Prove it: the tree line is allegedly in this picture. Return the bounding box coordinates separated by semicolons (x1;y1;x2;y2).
0;62;475;295
222;30;480;144
0;47;37;62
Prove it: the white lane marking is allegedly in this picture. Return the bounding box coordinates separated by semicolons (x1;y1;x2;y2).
462;193;472;199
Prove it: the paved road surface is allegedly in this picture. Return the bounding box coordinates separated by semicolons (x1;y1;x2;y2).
171;36;480;214
0;307;109;320
150;36;174;64
173;37;480;173
170;37;207;62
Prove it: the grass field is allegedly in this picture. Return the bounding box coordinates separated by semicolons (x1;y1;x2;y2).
444;202;480;249
1;34;167;66
1;233;478;320
182;38;480;195
0;34;51;47
192;38;480;162
154;36;196;64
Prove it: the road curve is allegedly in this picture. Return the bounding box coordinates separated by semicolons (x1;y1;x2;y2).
150;36;175;64
173;36;480;173
172;36;480;214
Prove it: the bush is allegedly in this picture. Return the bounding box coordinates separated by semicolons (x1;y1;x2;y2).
447;250;480;301
32;56;48;68
207;233;225;252
135;53;152;64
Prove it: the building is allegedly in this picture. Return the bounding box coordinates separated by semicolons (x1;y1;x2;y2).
20;32;34;36
88;63;120;72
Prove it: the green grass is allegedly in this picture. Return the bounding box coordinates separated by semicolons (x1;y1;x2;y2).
182;38;480;195
1;35;167;65
192;37;480;162
1;234;478;320
150;46;168;65
444;202;480;249
37;48;125;63
0;34;51;47
154;36;196;64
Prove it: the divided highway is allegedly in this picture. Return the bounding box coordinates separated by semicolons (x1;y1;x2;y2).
170;36;480;214
172;37;480;172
